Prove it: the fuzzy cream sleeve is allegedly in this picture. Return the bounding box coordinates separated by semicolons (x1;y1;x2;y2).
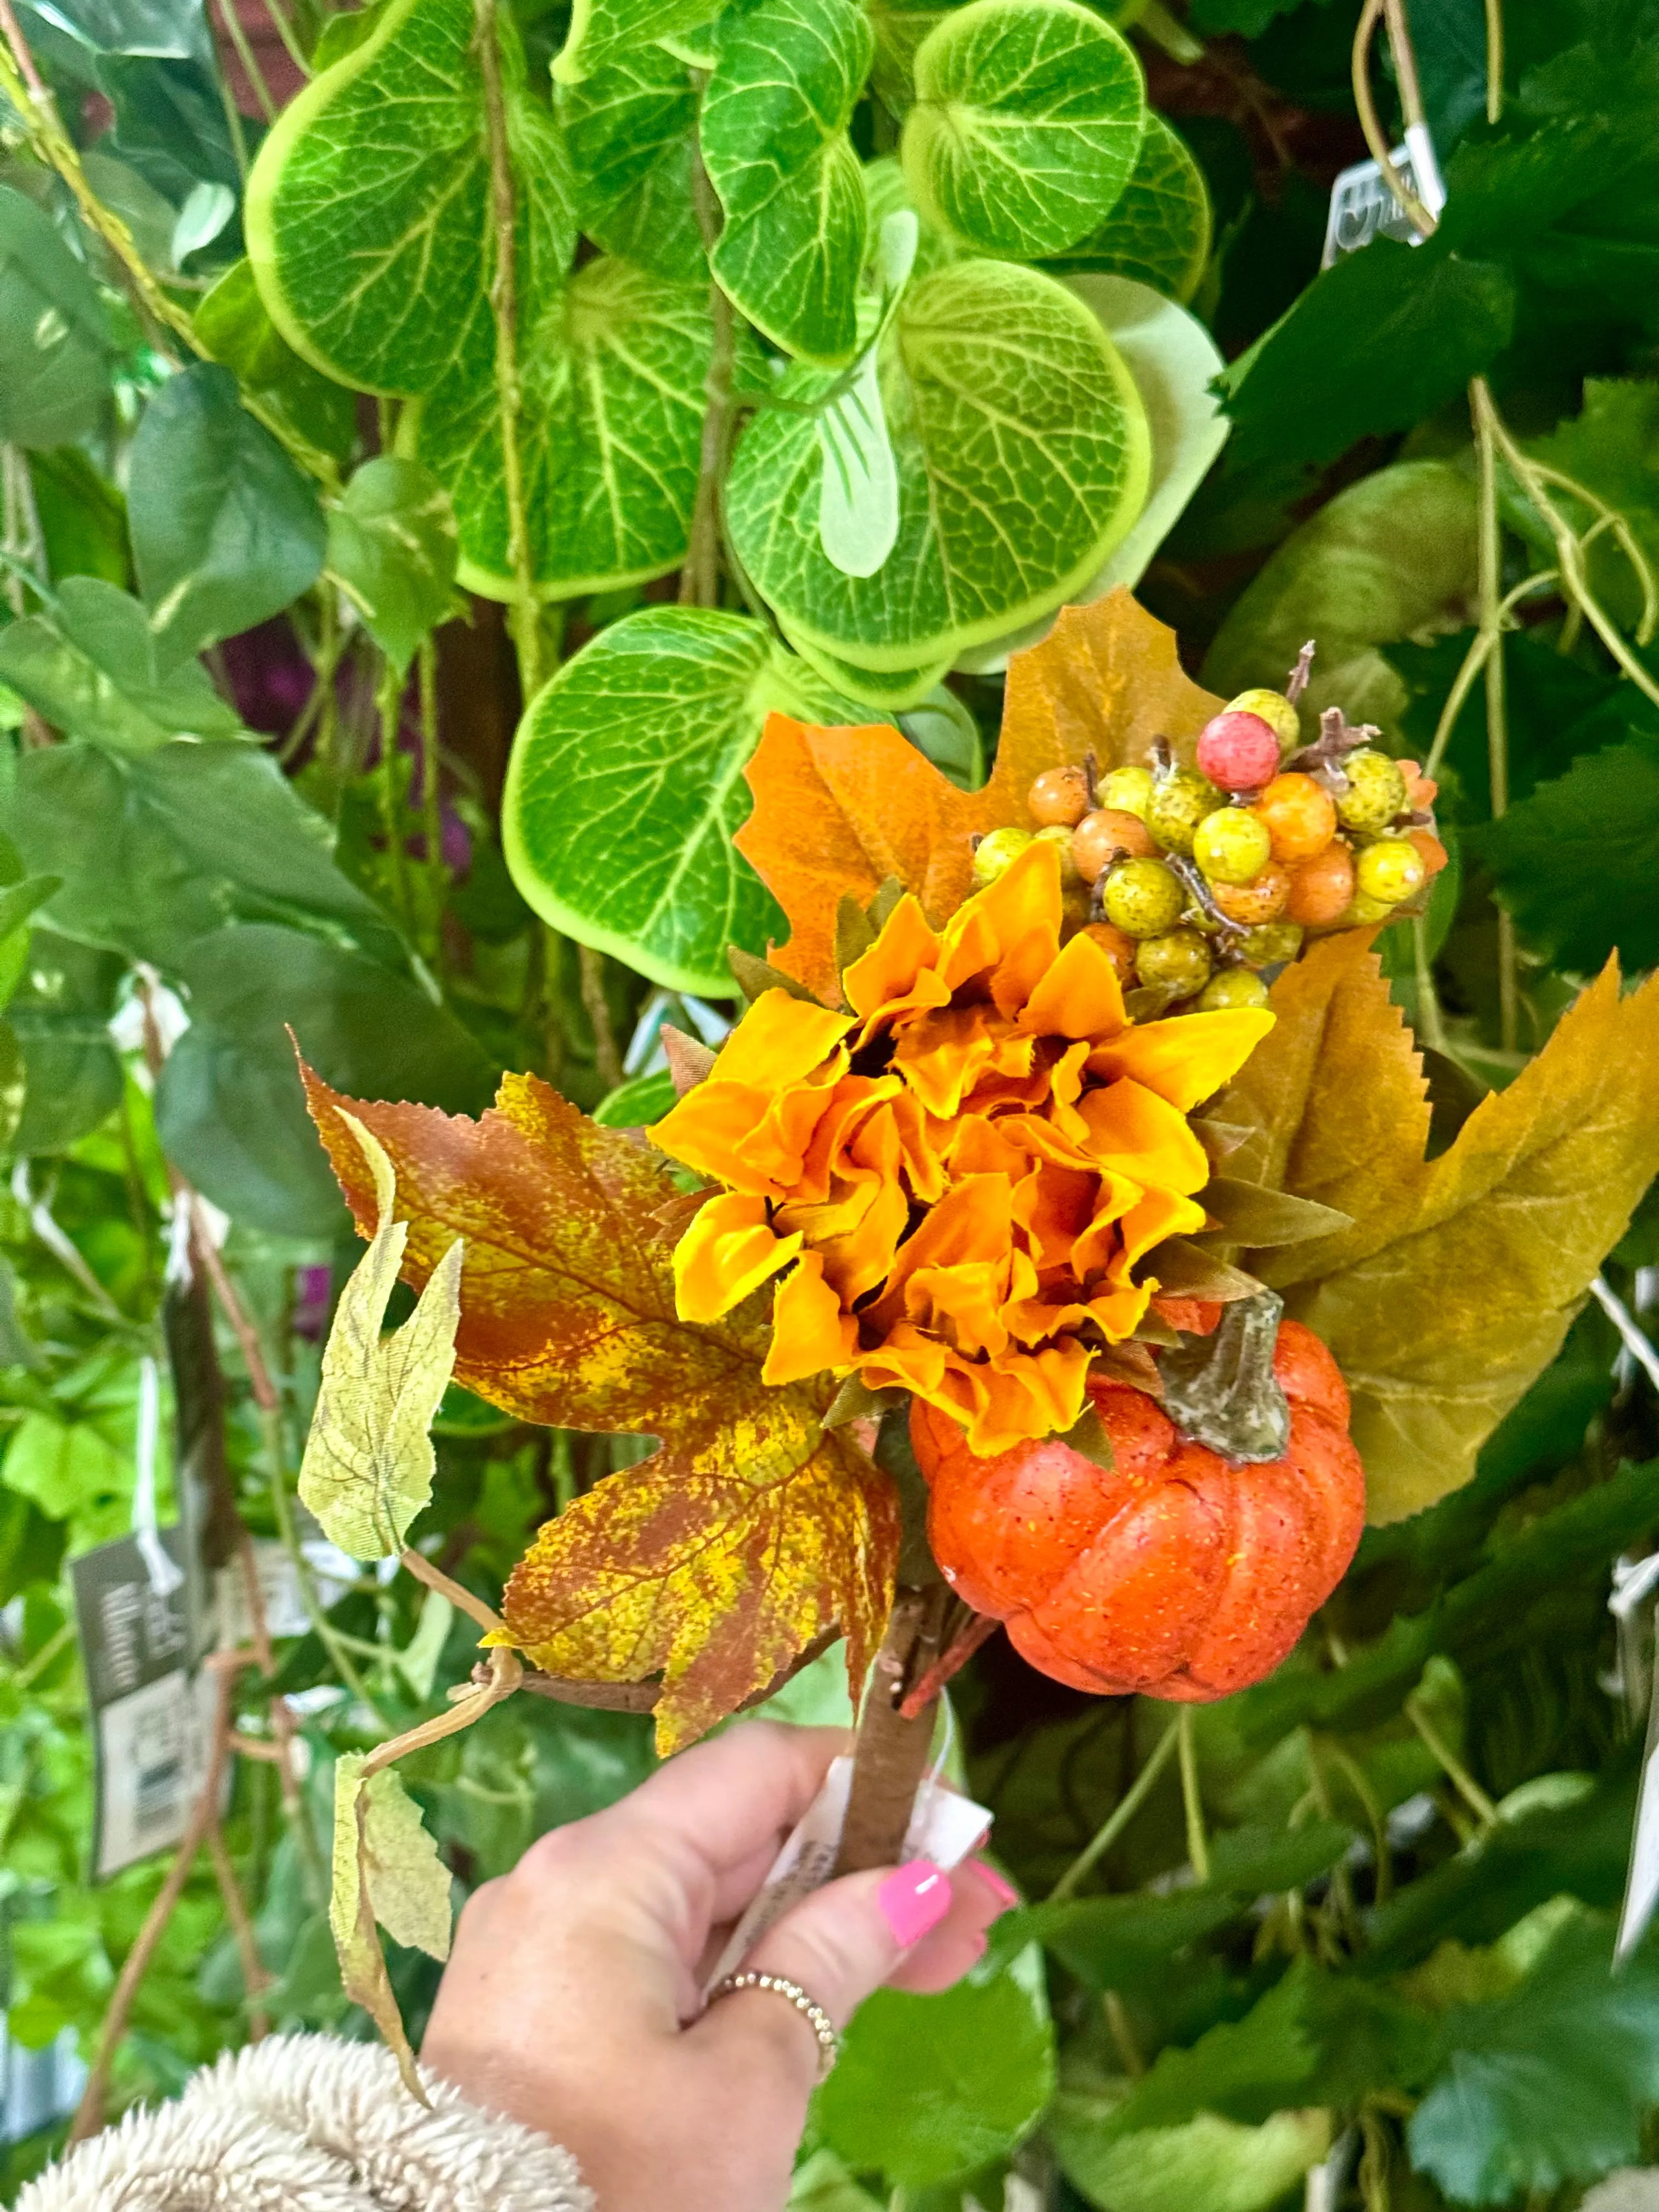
15;2032;593;2212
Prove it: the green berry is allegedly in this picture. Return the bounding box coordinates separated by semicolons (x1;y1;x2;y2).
1192;806;1273;886
1240;922;1305;967
1136;927;1212;996
1146;768;1220;856
1197;968;1272;1011
1226;687;1301;751
1342;891;1398;926
1099;764;1155;820
1354;835;1426;906
1102;857;1186;938
973;824;1033;884
1034;822;1082;887
1334;750;1408;835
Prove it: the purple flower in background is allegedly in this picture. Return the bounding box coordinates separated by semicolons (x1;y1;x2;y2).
293;1264;334;1341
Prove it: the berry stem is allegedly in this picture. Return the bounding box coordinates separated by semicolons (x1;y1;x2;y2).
1048;1717;1181;1901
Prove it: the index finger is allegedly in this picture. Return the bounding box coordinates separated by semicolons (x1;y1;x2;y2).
618;1720;850;1880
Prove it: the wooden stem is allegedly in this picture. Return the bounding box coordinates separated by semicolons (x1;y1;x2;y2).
834;1585;953;1876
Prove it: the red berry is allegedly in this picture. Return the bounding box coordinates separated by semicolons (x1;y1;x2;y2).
1195;710;1281;793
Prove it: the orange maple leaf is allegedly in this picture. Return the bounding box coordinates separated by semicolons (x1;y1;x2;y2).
301;1064;899;1751
736;589;1221;1002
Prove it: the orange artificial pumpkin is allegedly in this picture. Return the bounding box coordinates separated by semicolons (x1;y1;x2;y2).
911;1320;1365;1701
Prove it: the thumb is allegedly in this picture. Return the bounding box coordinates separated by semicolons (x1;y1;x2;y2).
692;1861;953;2079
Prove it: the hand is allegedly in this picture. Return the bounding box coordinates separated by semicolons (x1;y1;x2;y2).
422;1720;1015;2212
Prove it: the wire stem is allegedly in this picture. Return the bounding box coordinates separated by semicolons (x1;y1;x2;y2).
1483;0;1504;122
1473;379;1518;1054
1049;1718;1180;1901
1177;1706;1210;1883
215;0;276;123
1351;0;1438;237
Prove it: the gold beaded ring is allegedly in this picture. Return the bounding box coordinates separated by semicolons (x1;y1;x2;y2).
708;1970;840;2080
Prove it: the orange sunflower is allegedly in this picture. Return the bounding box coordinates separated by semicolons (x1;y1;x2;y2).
650;842;1273;1455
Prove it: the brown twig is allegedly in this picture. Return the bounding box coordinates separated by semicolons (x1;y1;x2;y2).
680;128;734;611
835;1586;954;1875
399;1546;506;1637
206;1821;272;2039
579;945;624;1093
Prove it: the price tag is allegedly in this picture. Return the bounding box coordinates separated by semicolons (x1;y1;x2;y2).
702;1752;992;1995
71;1529;212;1879
1321;126;1447;268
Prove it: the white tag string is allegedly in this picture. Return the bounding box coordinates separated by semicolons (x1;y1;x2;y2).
131;1356;182;1598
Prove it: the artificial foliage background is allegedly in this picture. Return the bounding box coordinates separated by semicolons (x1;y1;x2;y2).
4;0;1659;2208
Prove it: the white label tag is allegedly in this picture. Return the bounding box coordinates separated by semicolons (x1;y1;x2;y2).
703;1752;992;1994
1321;126;1448;268
215;1537;312;1645
1618;1600;1659;1963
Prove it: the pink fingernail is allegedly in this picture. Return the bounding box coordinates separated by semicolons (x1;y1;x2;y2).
879;1860;952;1946
973;1860;1020;1912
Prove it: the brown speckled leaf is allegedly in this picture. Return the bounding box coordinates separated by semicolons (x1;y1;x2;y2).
302;1064;898;1750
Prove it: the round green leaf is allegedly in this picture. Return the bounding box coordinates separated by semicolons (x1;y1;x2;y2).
782;624;953;712
245;0;575;398
0;183;111;449
504;608;862;995
902;0;1146;261
956;275;1227;672
815;1951;1055;2187
129;362;327;666
1042;112;1212;302
726;257;1152;673
702;0;873;365
326;457;458;674
411;257;721;601
557;44;704;283
551;0;721;85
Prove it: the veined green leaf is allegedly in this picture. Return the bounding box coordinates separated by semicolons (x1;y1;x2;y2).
551;0;721;85
301;1113;463;1559
868;0;951;114
1042;112;1212;302
0;183;112;449
702;0;873;365
956;275;1226;673
557;42;704;283
410;256;724;601
816;216;918;580
245;0;576;398
330;1753;453;2096
129;363;327;667
903;0;1145;261
504;607;867;994
194;258;357;468
783;627;954;712
727;258;1151;673
326;456;458;674
0;576;244;749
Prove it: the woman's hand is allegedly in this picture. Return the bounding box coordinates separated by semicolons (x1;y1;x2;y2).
422;1721;1015;2212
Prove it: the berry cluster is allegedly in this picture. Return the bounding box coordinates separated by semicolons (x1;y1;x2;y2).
972;655;1448;1013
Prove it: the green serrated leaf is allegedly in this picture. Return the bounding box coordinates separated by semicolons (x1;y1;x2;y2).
299;1112;463;1558
727;258;1151;672
0;577;245;751
1043;112;1211;302
327;456;458;674
129;363;328;667
505;607;866;994
0;182;112;449
551;0;721;84
557;43;704;283
1155;1289;1289;1463
1479;735;1659;975
409;256;722;601
702;0;872;366
903;0;1145;261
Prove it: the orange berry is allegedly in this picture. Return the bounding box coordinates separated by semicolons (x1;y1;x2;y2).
1210;862;1290;924
1284;841;1356;927
1406;826;1448;876
1073;806;1154;881
1028;765;1092;828
1253;773;1336;865
1082;921;1138;983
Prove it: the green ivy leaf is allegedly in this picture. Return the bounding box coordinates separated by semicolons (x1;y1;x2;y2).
1202;460;1480;745
0;741;404;973
557;43;704;283
154;923;495;1236
194;258;357;469
1221;239;1515;473
1052;2095;1329;2212
7;932;125;1155
0;576;245;750
702;0;872;365
1408;1914;1659;2206
504;607;867;994
28;447;129;590
0;183;112;449
902;0;1144;261
326;457;458;675
815;1950;1054;2188
247;0;575;395
550;0;721;86
867;0;950;114
1479;733;1659;975
726;258;1150;673
128;363;328;666
330;1754;452;2095
1042;113;1211;303
410;256;722;600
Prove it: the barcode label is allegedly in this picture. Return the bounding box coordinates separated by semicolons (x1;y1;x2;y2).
94;1671;207;1878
